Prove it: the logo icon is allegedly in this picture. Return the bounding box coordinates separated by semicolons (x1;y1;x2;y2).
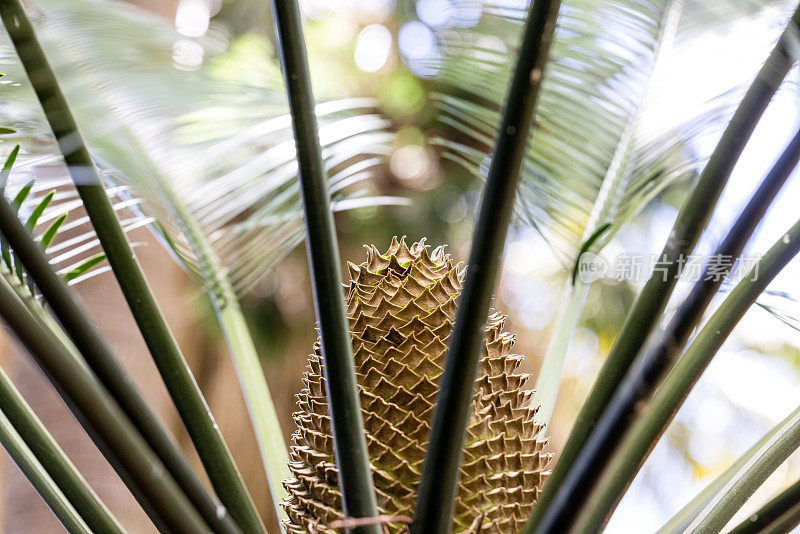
576;252;608;284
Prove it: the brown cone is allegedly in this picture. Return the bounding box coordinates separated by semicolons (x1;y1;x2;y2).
283;237;552;533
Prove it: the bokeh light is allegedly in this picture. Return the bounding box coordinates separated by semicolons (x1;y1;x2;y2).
175;0;211;38
354;24;393;72
172;38;204;69
417;0;455;29
389;144;438;188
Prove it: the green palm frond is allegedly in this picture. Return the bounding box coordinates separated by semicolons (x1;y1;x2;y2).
0;141;150;289
434;0;779;263
432;0;789;422
0;0;404;513
0;0;400;294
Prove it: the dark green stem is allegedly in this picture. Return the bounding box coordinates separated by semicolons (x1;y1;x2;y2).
0;365;121;533
534;122;800;533
269;0;378;531
0;3;264;532
0;271;210;533
729;478;800;534
151;181;289;521
657;420;783;533
412;1;561;532
568;216;800;533
525;8;800;532
0;196;241;534
0;408;91;534
572;202;800;529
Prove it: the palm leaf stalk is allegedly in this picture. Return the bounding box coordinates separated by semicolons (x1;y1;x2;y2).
533;118;800;533
411;1;562;532
687;403;800;533
24;17;292;505
533;278;588;424
658;406;794;534
728;477;800;533
0;3;265;532
560;121;800;532
0;408;91;534
153;180;291;521
0;194;242;534
58;99;290;517
268;0;379;531
0;364;123;533
573;177;800;532
0;270;210;533
526;8;800;531
533;0;683;424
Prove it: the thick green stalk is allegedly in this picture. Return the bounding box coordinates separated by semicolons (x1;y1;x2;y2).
49;70;289;517
0;3;265;532
534;120;800;533
412;1;561;532
0;408;92;534
1;268;169;533
0;365;121;533
269;0;378;531
0;195;241;534
214;293;290;515
526;10;800;531
728;478;800;534
0;272;210;533
153;183;290;522
571;211;800;533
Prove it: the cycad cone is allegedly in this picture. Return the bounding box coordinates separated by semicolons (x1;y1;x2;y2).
284;237;551;533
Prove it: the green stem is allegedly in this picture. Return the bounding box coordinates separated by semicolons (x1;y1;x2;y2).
154;183;290;523
572;212;800;534
536;120;800;534
0;195;241;534
0;365;121;533
412;1;561;532
525;9;800;531
728;478;800;534
0;271;210;533
0;3;265;532
45;51;290;516
269;0;378;531
534;279;588;425
571;123;800;532
0;408;92;534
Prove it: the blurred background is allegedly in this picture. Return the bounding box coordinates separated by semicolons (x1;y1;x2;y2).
1;0;800;532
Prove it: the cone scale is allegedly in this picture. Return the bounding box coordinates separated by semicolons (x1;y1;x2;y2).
283;238;551;533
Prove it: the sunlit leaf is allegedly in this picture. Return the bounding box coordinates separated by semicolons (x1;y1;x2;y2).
39;213;66;250
61;252;105;282
25;190;54;230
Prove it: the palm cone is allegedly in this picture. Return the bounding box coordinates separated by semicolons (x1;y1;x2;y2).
283;237;552;533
